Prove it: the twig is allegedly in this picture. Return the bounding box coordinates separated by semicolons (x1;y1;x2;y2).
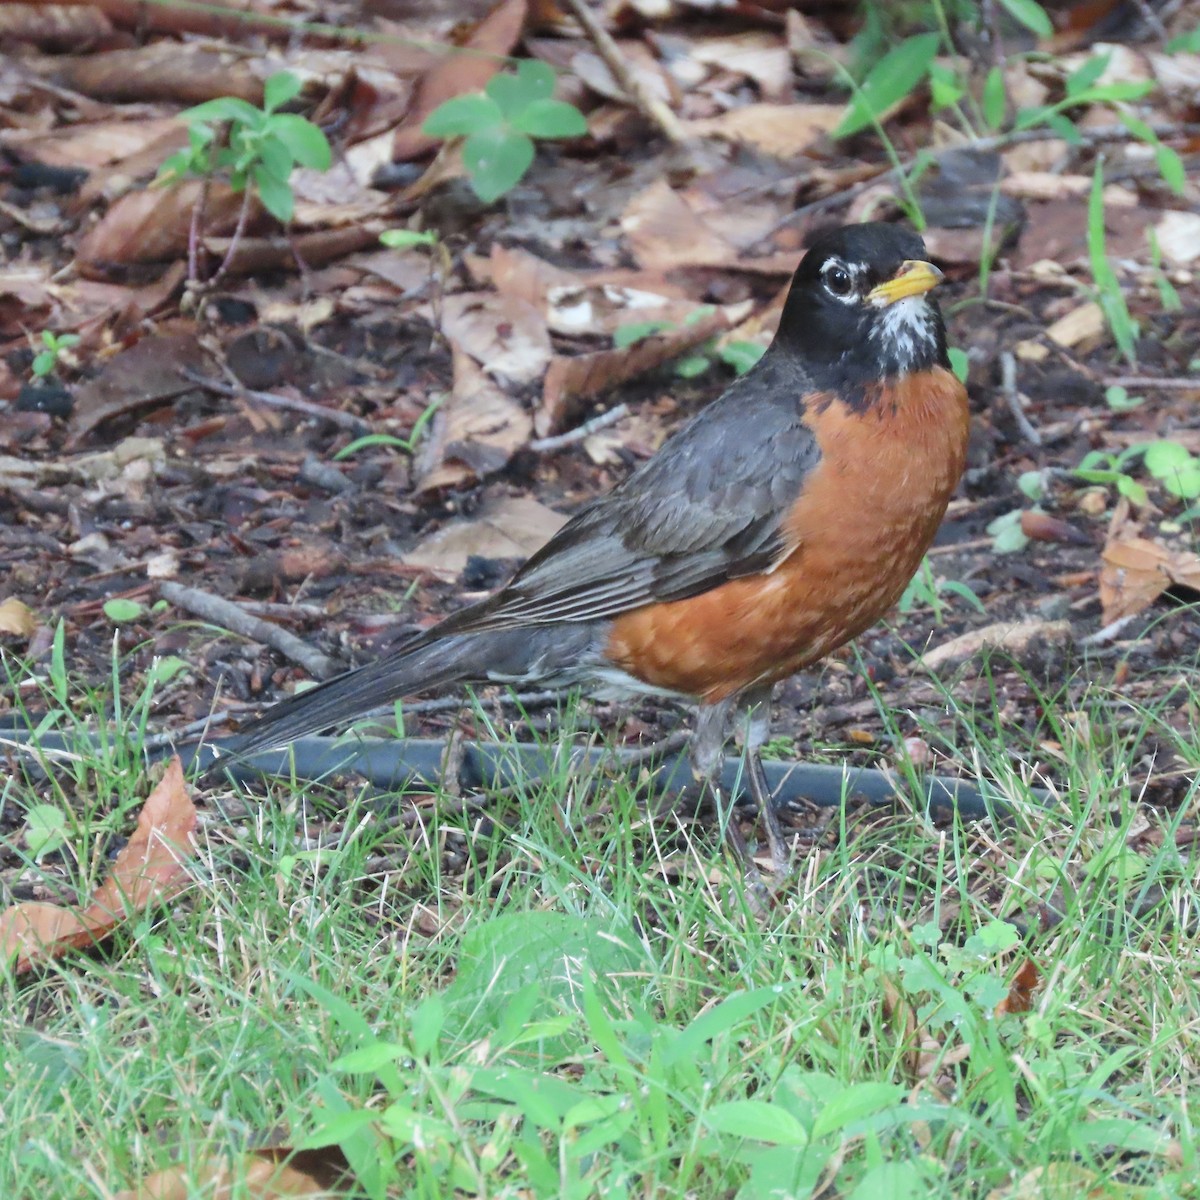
529;404;629;453
159;581;338;680
179;367;370;435
999;351;1042;447
1105;376;1200;391
206;186;255;290
561;0;688;145
1130;0;1168;39
1078;613;1142;647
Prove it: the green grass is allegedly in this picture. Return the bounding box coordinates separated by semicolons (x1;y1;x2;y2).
3;650;1200;1198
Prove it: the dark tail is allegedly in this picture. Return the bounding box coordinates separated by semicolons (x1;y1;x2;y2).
220;633;483;758
215;623;600;760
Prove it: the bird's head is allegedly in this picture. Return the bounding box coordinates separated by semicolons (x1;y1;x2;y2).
775;223;950;389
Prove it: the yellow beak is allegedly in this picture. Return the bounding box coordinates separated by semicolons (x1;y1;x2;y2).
866;260;944;307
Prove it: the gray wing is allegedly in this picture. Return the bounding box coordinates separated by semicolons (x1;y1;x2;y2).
440;352;821;634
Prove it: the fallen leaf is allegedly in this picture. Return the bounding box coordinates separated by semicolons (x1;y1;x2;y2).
0;758;196;975
402;496;566;578
1153;211;1200;267
995;958;1040;1016
1099;502;1200;624
0;597;36;637
116;1145;349;1199
620;178;736;271
687;32;793;98
684;103;841;159
1020;511;1089;545
415;344;533;492
919;620;1071;673
68;334;207;444
1044;301;1105;350
438;291;551;386
538;306;733;436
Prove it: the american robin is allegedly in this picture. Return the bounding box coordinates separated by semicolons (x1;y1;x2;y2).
216;222;970;872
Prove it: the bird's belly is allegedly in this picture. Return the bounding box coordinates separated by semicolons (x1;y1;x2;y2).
605;367;969;701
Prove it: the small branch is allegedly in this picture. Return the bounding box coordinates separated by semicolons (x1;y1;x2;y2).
561;0;688;145
999;351;1042;447
1105;376;1200;391
206;186;255;290
159;582;339;680
179;367;371;435
188;176;210;285
529;404;628;453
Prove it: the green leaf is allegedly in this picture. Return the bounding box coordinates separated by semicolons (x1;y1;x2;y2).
718;340;766;375
24;804;68;859
486;59;556;118
257;133;295;182
181;96;262;127
811;1081;905;1138
704;1100;808;1146
332;1041;408;1074
1166;29;1200;52
1104;384;1144;412
268;114;332;170
103;598;144;624
1116;476;1149;506
1067;54;1111;98
997;0;1053;36
674;354;711;378
833;32;941;139
31;351;56;377
947;346;969;383
927;62;964;112
848;1161;927;1200
982;66;1006;129
510;98;587;139
253;163;295;222
263;71;303;113
380;228;439;248
1017;470;1045;501
463;127;535;202
614;320;674;348
942;580;987;614
422;93;503;138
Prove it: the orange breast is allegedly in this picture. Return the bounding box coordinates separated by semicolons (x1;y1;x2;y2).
605;367;970;702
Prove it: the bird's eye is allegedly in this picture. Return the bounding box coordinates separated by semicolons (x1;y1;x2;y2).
824;266;853;297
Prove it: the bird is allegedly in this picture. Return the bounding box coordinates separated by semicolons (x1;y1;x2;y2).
213;222;970;874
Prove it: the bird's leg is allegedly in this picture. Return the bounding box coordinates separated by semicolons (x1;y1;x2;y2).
689;697;760;870
740;686;791;876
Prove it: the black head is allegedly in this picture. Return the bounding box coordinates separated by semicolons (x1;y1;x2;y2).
773;223;950;396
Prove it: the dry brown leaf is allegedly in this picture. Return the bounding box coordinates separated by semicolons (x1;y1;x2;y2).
1019;511;1089;545
0;116;183;172
415;344;533;492
995;958;1041;1016
620;179;736;271
571;42;677;107
77;181;251;270
68;334;207;444
687;32;793;98
392;0;528;162
0;597;36;637
57;42;267;105
537;306;732;437
402;496;566;577
1099;503;1200;624
116;1146;348;1199
683;103;841;159
438;291;551;386
0;757;196;975
1044;301;1105;350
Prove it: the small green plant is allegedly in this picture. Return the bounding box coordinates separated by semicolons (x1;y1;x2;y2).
335;395;444;461
159;71;331;223
899;556;986;622
1104;384;1144;413
613;311;765;379
22;803;69;861
1073;439;1200;505
423;60;587;204
1073;448;1148;506
988;508;1030;554
30;331;79;381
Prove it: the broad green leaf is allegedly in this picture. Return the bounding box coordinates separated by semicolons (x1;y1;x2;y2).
811;1082;904;1138
24;804;68;859
718;340;766;375
253;163;295;222
486;59;556;117
666;985;791;1067
422;92;503;137
181;96;262;127
257;133;294;182
1116;476;1149;505
833;33;941;139
379;1105;456;1144
462;127;535;202
263;70;303;113
674;353;711;378
1066;54;1111;98
1017;470;1045;500
704;1100;808;1146
103;598;143;623
997;0;1052;37
332;1042;408;1073
510;98;587;139
31;351;56;377
1143;441;1193;478
947;346;969;382
409;994;444;1059
848;1161;926;1200
269;114;332;170
927;62;964;111
1162;463;1200;499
